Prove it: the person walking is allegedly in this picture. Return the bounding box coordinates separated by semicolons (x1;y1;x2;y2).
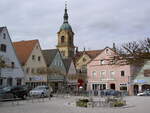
48;86;53;100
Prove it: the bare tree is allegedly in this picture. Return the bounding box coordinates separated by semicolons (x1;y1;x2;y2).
115;38;150;65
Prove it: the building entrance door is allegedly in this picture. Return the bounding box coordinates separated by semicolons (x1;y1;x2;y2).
110;83;115;90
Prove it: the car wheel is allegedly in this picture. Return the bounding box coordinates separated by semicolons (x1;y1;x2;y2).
22;95;27;100
41;93;45;98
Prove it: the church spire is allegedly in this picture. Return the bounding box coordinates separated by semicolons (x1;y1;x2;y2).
64;1;68;23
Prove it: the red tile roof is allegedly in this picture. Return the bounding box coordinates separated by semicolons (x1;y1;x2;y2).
85;50;103;59
13;40;38;65
74;49;103;62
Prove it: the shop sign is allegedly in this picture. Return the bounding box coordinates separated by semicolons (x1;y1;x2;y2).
134;79;147;84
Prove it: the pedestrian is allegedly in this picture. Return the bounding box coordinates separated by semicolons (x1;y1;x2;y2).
48;86;53;100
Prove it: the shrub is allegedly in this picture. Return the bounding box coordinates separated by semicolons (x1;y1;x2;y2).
112;100;126;107
76;99;89;107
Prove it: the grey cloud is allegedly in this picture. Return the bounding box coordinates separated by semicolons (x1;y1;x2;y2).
0;0;149;50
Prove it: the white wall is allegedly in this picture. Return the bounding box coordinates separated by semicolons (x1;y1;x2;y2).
0;27;25;86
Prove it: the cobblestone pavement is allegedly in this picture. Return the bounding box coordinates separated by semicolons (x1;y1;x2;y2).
0;96;150;113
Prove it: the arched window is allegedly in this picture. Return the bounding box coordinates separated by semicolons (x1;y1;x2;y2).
61;36;65;43
61;51;65;57
0;44;7;52
69;37;72;45
11;62;15;68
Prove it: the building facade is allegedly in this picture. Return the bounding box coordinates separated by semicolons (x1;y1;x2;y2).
133;60;150;95
13;40;47;88
87;47;135;95
42;49;67;92
0;27;24;86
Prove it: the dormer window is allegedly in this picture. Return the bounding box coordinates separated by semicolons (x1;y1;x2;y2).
61;36;65;43
100;60;105;65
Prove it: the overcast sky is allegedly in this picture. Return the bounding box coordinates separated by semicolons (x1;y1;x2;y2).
0;0;149;50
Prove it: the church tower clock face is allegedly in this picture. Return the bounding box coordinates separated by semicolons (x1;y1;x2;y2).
56;3;75;59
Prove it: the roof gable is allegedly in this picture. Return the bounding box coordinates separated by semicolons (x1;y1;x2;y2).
74;49;103;63
63;58;72;73
92;47;116;61
42;49;59;67
13;40;38;65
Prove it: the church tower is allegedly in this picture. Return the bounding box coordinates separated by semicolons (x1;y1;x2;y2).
56;3;75;59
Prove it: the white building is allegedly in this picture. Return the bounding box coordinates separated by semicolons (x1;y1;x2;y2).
0;27;24;86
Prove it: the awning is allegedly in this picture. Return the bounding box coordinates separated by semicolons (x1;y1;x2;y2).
134;79;148;84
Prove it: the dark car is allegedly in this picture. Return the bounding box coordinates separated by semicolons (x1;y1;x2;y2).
0;85;29;101
101;89;122;96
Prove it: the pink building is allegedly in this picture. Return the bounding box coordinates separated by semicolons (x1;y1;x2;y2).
87;47;135;95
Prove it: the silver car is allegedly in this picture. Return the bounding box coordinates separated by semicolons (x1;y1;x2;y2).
29;86;49;97
137;90;150;96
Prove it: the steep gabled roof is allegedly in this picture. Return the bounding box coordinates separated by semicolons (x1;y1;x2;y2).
63;58;72;73
13;40;38;65
42;49;58;67
0;27;5;33
85;50;103;59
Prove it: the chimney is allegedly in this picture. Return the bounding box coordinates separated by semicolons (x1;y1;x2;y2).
113;43;116;51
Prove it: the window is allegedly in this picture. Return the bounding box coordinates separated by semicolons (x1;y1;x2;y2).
110;71;115;78
16;78;22;86
38;56;41;61
61;36;65;43
26;68;30;73
0;44;7;52
121;71;125;76
32;55;35;60
81;65;87;73
144;70;150;77
120;86;127;91
61;51;65;57
100;71;105;78
3;33;6;39
11;62;15;68
92;71;96;76
69;37;72;45
0;79;3;85
100;84;106;90
100;60;105;65
7;78;12;86
82;58;86;62
31;68;34;73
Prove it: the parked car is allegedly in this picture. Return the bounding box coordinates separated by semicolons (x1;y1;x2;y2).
137;90;150;96
29;85;50;97
0;85;29;101
101;89;122;96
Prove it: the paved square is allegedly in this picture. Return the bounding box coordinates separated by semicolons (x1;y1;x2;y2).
0;96;150;113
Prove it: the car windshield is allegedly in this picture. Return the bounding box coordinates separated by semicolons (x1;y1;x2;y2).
3;87;11;91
